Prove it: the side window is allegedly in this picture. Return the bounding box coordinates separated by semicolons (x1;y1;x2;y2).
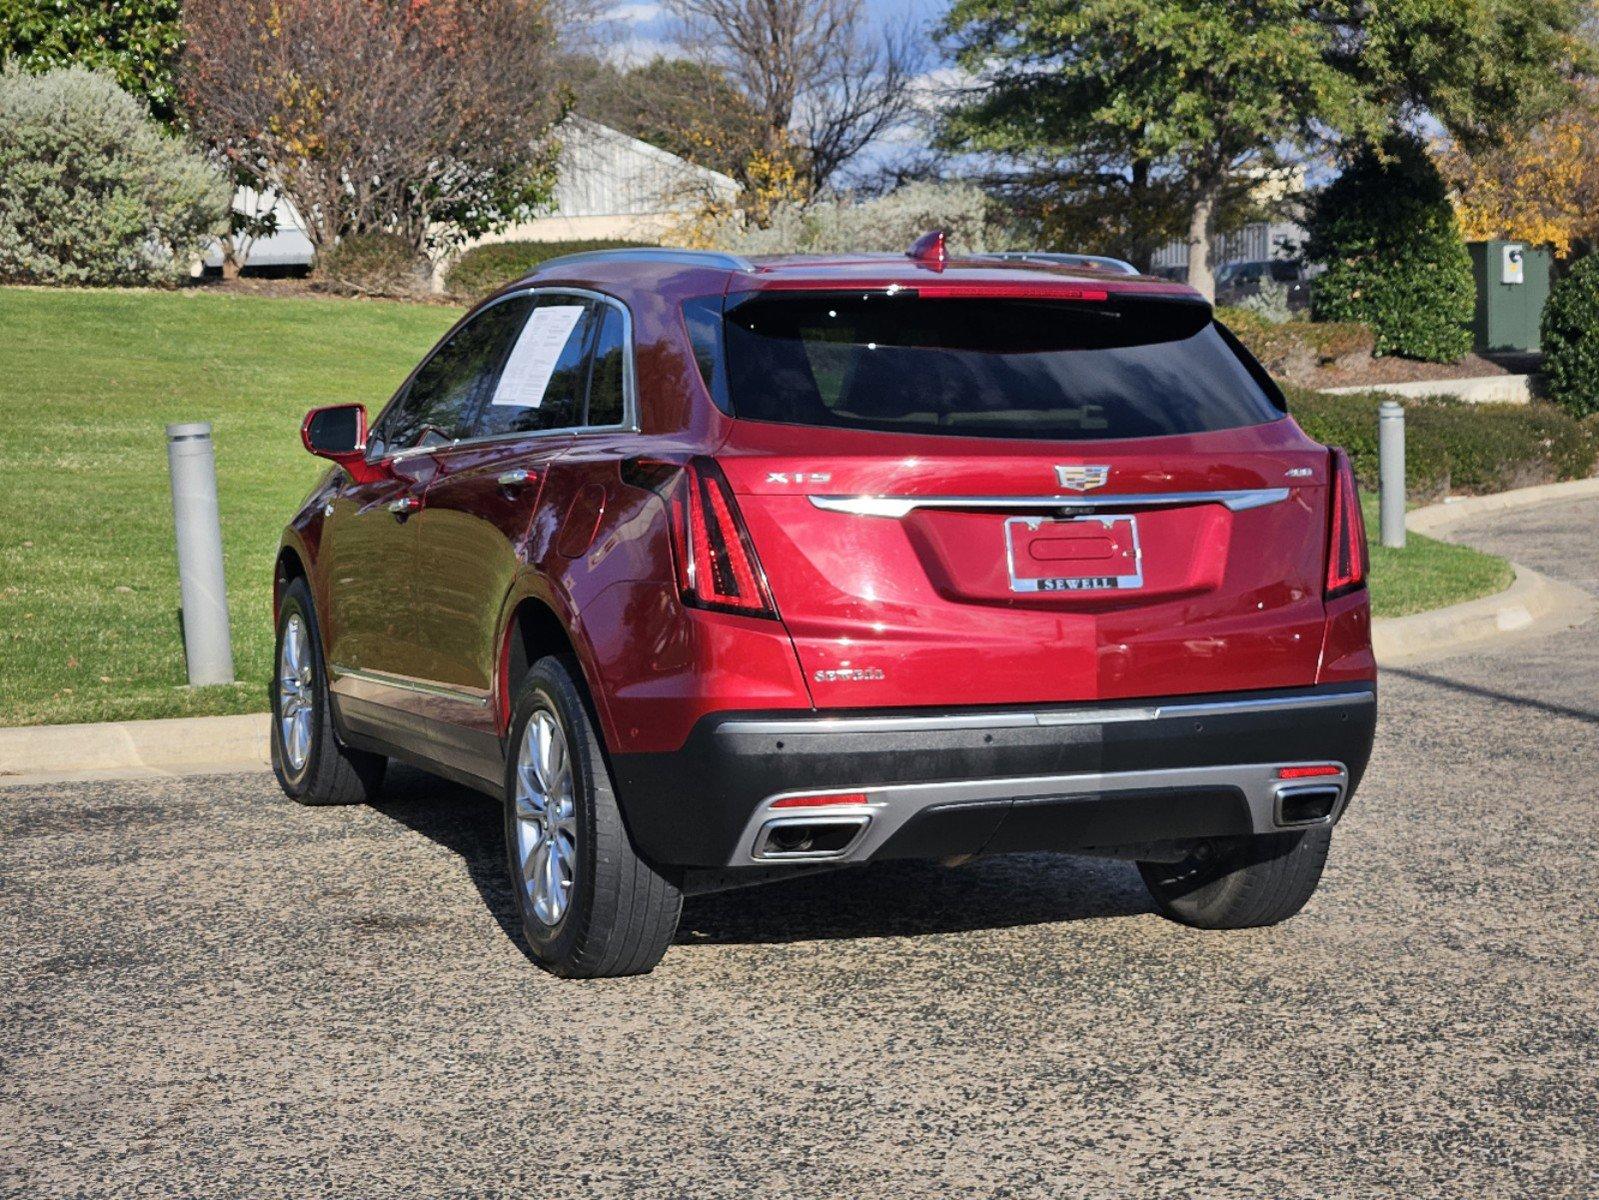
682;294;730;413
585;305;627;427
373;298;532;454
474;297;598;437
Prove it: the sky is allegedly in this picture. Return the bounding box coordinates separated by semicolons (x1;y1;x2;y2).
596;0;952;180
600;0;944;65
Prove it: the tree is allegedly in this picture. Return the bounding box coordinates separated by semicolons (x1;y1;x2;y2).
181;0;569;259
0;0;182;123
940;0;1377;297
1439;81;1599;259
939;0;1593;299
1308;136;1475;361
574;56;767;180
0;67;228;286
665;0;921;197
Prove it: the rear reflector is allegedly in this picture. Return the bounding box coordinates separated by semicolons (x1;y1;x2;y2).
1325;447;1369;597
771;791;870;809
1277;765;1342;780
669;457;778;619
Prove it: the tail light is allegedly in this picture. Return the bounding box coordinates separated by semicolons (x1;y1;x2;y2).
1325;448;1368;598
666;457;778;618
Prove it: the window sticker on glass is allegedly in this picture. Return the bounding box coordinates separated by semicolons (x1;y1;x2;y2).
491;305;587;408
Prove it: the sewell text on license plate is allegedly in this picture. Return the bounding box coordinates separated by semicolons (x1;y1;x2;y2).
1004;514;1144;593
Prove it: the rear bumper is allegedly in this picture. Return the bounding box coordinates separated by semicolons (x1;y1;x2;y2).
608;682;1376;868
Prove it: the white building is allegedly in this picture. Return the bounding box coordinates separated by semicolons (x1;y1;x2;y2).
210;116;739;286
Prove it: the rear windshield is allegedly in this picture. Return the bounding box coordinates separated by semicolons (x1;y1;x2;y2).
700;293;1284;441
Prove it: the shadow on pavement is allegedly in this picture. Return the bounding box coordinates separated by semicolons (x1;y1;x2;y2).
367;765;1154;951
1387;666;1599;726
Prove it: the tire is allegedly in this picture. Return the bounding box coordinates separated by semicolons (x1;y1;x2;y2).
503;656;682;978
1138;827;1331;929
270;577;386;806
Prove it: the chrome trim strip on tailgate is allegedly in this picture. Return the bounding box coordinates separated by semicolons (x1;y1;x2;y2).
715;687;1373;737
808;488;1290;518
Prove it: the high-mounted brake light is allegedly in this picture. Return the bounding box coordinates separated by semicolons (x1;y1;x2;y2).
668;457;778;618
1325;448;1368;598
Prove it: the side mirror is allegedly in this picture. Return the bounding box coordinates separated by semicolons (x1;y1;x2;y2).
301;404;386;484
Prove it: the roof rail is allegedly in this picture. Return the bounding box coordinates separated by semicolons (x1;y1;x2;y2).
980;251;1141;276
530;247;754;276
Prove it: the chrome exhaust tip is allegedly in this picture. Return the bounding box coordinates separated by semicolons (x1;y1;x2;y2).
752;815;870;861
1273;784;1342;827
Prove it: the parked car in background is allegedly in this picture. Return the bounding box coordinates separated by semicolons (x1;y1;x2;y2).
1215;259;1313;311
273;238;1375;978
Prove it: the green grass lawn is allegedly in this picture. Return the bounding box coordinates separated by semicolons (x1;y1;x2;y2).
1362;494;1513;618
0;286;1513;727
0;286;460;727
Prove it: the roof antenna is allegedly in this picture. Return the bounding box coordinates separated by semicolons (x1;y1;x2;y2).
906;230;948;268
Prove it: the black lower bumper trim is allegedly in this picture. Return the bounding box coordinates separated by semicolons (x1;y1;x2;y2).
609;683;1376;867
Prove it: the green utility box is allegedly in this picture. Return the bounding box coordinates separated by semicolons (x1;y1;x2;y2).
1468;240;1552;352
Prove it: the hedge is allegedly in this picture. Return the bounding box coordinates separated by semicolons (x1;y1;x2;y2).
1220;308;1373;379
1288;389;1599;499
446;238;650;299
1540;254;1599;419
314;231;430;297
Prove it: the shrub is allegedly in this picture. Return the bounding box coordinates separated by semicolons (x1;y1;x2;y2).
1289;389;1598;499
681;182;998;256
1221;308;1373;380
0;66;228;286
315;232;431;297
1307;135;1475;362
1237;278;1293;324
446;238;649;299
1540;254;1599;418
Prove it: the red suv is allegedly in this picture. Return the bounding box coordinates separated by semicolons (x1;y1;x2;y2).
273;239;1375;978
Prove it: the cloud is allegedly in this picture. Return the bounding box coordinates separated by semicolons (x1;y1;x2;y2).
608;2;664;22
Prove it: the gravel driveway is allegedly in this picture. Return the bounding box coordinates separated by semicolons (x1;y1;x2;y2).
4;501;1596;1199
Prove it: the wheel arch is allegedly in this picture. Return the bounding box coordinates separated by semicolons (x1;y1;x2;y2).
496;589;618;750
274;543;308;616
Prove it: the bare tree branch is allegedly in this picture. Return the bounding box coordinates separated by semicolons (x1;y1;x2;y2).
665;0;919;193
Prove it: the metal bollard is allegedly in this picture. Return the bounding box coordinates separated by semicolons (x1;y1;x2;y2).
165;422;235;685
1378;401;1406;549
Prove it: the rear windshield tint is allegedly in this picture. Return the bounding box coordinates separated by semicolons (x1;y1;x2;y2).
712;294;1284;441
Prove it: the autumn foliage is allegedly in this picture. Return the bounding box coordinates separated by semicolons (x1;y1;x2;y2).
1440;82;1599;259
180;0;567;257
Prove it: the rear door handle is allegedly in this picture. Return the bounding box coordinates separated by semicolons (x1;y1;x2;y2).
498;469;533;489
387;496;420;517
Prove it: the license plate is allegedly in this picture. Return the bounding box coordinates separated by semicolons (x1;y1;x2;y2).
1005;515;1143;593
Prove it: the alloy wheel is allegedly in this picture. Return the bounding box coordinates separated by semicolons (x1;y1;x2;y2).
277;613;314;773
514;709;578;926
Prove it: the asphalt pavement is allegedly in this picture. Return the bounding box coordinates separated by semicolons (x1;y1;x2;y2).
3;500;1597;1198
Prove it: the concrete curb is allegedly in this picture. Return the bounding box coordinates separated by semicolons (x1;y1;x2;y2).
1403;476;1599;538
0;713;269;787
1369;477;1599;664
1371;561;1596;664
3;480;1595;786
1321;374;1533;405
